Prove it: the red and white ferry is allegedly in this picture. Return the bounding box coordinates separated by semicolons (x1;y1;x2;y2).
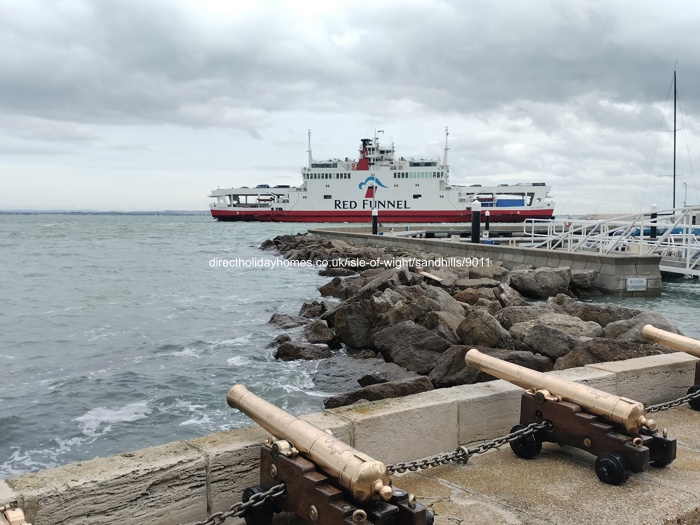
209;130;554;222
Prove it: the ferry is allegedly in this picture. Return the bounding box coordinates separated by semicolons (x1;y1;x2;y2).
209;130;555;222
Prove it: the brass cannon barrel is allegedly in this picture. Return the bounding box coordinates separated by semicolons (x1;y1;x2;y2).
465;349;656;435
642;324;700;357
227;384;392;504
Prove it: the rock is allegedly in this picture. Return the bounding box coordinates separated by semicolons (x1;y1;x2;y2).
547;293;578;314
347;268;413;302
493;283;531;307
509;313;603;341
298;300;328;318
323;377;434;409
554;338;673;370
424;311;463;345
274;341;331;361
303;320;336;346
495;305;558;330
423;269;459;288
509;267;572;299
266;334;291;348
474;298;502;316
268;312;308;329
312;355;417;393
452;288;496;305
522;324;579;360
429;345;552;388
572;303;642;328
454;277;502;290
604;312;680;343
332;300;375;348
372;321;451;374
569;269;599;289
319;276;366;300
319;267;358;277
457;309;513;349
468;264;510;283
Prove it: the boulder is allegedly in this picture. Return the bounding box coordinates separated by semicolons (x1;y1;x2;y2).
303;320;337;346
268;312;308;329
424;311;463;345
323;377;434;409
319;267;358;277
522;324;580;360
493;283;531;307
266;334;291;348
312;355;417;393
495;305;557;330
274;341;331;361
572;303;642;328
509;313;603;341
569;269;599;289
457;308;513;349
319;276;366;300
604;312;680;343
332;300;375;348
554;338;673;370
429;345;552;388
509;266;572;298
298;300;328;318
468;264;510;283
454;277;502;290
372;321;451;374
452;288;496;305
347;268;413;302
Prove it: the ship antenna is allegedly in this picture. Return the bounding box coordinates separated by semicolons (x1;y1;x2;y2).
443;126;450;170
307;129;312;168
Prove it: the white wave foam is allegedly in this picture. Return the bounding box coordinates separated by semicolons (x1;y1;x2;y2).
73;401;152;438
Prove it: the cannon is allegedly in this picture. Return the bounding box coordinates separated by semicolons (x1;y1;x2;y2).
227;384;431;525
465;349;676;485
642;324;700;410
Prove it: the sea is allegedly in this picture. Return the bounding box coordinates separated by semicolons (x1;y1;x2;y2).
1;213;699;480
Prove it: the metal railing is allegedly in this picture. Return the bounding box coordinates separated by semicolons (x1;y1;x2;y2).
523;206;700;277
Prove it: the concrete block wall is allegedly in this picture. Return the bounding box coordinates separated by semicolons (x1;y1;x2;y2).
307;228;662;295
2;353;696;524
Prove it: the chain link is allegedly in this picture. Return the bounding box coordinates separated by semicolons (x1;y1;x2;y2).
183;483;285;525
387;420;552;474
646;387;700;413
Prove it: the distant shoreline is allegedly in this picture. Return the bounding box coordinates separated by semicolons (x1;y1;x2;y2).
0;210;210;216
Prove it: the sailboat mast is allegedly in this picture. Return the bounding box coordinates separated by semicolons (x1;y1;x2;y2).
673;69;677;208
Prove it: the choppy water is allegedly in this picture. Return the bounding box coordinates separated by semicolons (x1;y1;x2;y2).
0;214;699;479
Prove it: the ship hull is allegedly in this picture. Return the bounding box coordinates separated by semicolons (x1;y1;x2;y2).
210;208;554;223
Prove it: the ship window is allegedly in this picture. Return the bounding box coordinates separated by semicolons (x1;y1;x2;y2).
440;195;444;198
324;195;332;199
413;194;422;199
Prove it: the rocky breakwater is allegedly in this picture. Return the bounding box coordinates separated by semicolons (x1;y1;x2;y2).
261;234;682;409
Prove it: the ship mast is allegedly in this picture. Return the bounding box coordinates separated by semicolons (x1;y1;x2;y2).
673;69;677;208
307;129;312;168
443;126;450;170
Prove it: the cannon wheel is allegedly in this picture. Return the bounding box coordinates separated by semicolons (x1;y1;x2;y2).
509;424;542;459
595;453;630;485
242;485;275;525
687;385;700;411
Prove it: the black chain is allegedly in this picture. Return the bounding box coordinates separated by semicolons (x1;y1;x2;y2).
184;483;286;525
387;420;552;474
646;388;700;413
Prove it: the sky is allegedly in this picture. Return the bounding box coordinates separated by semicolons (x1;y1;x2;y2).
1;0;700;215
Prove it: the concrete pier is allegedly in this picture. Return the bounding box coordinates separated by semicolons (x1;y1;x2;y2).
308;226;662;296
2;352;698;524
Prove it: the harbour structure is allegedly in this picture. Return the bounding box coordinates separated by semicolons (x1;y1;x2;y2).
209;130;555;223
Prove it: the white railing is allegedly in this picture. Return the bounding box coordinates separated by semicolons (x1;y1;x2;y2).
523;206;700;277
